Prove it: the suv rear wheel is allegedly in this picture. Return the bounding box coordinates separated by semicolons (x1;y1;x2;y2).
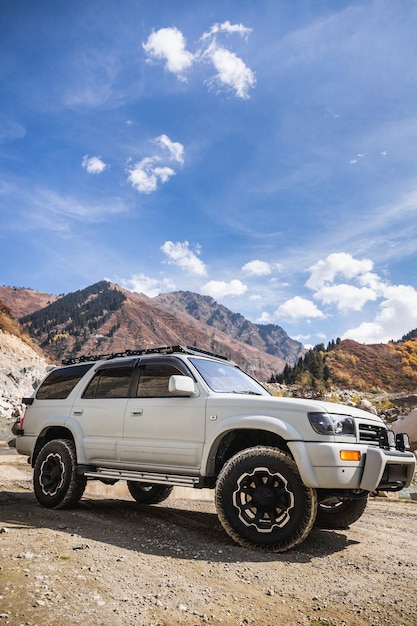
215;446;317;552
33;439;87;509
127;481;173;504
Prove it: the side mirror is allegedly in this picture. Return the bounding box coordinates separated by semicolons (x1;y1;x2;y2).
168;375;198;397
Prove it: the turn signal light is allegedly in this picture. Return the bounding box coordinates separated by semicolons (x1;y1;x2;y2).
340;450;361;461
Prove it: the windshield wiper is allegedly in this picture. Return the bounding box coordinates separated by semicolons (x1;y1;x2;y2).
231;390;263;396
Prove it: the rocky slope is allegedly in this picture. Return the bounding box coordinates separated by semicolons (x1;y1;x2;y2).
0;330;48;439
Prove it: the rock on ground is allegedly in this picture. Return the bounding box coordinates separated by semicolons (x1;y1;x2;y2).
392;409;417;452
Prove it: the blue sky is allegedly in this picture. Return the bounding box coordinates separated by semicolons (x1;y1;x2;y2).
2;0;417;348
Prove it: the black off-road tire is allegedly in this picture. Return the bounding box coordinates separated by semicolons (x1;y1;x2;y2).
215;446;318;552
33;439;87;509
315;496;368;529
127;481;173;504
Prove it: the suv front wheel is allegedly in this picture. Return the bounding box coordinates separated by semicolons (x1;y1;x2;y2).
215;446;318;552
33;439;87;509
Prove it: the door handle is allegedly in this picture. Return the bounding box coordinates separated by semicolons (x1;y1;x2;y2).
131;409;143;416
73;409;83;416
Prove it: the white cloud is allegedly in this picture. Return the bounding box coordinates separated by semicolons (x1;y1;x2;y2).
306;252;374;290
199;21;255;99
161;241;207;276
343;284;417;343
202;279;247;299
116;273;175;298
127;134;184;194
142;27;194;79
275;296;325;320
201;21;253;40
204;44;256;100
357;271;386;291
143;22;255;99
154;134;185;163
256;311;272;324
314;284;377;312
302;252;417;343
242;259;271;276
82;155;109;174
127;157;175;194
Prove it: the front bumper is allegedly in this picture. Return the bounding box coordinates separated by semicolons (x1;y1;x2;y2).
360;447;415;492
288;441;416;492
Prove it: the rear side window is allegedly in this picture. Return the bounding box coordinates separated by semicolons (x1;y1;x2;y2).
82;366;133;399
36;364;94;400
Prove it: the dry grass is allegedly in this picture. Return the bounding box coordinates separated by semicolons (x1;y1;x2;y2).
0;306;45;357
326;338;417;392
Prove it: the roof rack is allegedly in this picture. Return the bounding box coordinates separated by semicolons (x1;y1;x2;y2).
62;345;232;366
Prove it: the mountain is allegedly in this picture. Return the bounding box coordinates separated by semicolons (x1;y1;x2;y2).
325;338;417;392
0;285;58;318
5;282;417;395
153;291;303;362
11;281;302;381
277;337;417;394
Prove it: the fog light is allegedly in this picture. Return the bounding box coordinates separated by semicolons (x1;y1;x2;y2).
395;433;410;452
340;450;361;461
379;429;396;449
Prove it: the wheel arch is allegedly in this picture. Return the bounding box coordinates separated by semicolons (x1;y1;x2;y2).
205;427;293;478
32;426;76;467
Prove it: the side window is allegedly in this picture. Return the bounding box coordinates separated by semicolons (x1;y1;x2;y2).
36;364;94;400
136;363;184;398
83;366;133;399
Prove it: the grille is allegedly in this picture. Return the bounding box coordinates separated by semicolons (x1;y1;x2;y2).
359;423;385;445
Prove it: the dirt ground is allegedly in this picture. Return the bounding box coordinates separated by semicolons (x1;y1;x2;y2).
1;447;416;626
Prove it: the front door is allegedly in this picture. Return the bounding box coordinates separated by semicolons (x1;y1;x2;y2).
121;357;206;471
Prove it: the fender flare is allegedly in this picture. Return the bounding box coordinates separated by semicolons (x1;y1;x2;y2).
201;414;303;476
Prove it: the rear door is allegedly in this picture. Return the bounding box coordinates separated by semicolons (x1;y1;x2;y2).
70;360;135;464
121;356;206;471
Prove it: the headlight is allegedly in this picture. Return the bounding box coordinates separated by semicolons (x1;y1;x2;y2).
308;412;355;436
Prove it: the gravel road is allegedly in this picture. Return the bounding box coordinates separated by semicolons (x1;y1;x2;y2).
1;448;416;626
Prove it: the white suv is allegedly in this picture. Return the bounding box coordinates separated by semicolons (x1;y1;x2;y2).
13;345;416;552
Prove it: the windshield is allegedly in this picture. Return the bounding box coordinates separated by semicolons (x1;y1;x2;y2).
189;358;270;395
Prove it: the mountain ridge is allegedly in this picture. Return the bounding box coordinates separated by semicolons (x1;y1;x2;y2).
3;282;417;394
152;290;302;362
1;282;302;381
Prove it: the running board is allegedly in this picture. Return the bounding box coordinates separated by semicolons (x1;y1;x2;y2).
81;466;201;488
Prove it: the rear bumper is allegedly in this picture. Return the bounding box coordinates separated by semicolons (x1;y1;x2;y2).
15;434;36;459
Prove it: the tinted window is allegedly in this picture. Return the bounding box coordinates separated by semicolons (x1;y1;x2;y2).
36;364;94;400
83;366;133;399
136;363;184;398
